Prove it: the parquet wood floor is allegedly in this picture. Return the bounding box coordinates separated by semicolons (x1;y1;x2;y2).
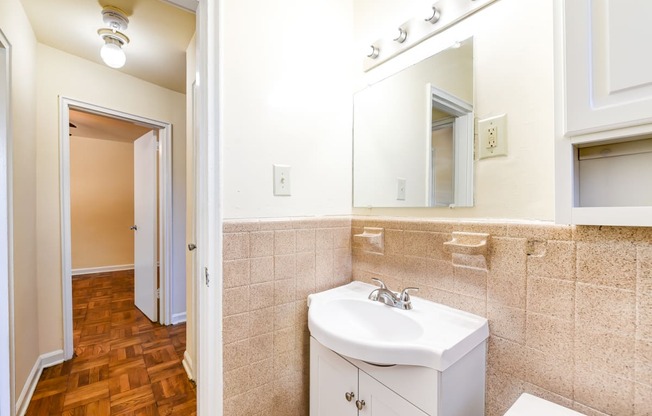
25;270;196;415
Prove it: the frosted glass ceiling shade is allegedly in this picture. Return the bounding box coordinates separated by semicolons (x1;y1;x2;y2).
97;6;130;69
100;37;126;68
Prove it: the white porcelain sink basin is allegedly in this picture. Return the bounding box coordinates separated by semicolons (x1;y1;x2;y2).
324;298;425;343
307;281;489;371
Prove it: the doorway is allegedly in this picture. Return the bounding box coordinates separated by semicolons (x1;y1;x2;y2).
68;110;159;324
0;1;222;413
430;118;455;207
60;97;174;361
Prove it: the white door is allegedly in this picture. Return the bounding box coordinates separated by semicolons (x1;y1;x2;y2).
133;130;158;322
359;371;429;416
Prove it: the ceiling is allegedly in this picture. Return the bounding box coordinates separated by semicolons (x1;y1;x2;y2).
20;0;196;93
70;109;152;142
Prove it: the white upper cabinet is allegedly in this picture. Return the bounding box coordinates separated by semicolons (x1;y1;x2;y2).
564;0;652;135
556;0;652;226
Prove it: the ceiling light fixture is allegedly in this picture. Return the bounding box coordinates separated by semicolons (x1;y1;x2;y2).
97;6;130;69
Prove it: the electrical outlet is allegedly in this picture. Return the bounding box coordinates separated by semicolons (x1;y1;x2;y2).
487;126;497;148
478;114;507;159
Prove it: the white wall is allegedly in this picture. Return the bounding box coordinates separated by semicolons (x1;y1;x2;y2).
221;0;555;221
35;44;187;353
222;0;354;219
70;137;135;270
0;0;40;402
352;0;555;220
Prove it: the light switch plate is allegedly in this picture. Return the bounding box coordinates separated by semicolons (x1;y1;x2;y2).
273;164;291;196
397;178;406;200
478;114;507;159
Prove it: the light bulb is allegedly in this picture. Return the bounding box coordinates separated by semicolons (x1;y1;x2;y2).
100;39;126;69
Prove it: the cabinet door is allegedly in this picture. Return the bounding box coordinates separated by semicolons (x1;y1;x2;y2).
358;371;430;416
565;0;652;134
310;338;358;416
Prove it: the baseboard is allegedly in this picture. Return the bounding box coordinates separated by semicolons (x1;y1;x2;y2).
182;350;194;381
171;312;186;325
71;264;134;276
16;349;64;416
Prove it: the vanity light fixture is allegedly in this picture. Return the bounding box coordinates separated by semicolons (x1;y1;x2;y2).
367;45;380;59
393;28;408;43
425;4;441;24
98;6;130;69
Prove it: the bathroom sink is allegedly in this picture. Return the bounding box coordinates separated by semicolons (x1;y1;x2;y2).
320;298;425;343
307;281;489;371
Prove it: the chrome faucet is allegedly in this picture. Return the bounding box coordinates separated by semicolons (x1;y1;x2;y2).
368;278;418;310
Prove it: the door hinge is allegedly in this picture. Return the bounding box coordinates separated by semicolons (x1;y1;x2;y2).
204;267;210;287
156;288;160;299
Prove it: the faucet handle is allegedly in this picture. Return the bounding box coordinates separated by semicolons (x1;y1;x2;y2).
371;278;387;290
400;287;419;302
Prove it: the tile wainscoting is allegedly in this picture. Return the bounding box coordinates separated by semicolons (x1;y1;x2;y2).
222;217;352;415
223;216;652;416
353;218;652;416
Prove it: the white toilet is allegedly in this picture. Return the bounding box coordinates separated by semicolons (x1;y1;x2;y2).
504;393;585;416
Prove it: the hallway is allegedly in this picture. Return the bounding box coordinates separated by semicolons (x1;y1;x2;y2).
25;271;196;415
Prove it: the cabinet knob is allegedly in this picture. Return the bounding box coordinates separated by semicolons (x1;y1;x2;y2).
356;399;366;410
345;392;355;402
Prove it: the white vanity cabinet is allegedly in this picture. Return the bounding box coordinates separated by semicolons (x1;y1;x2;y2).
310;337;486;416
310;337;429;416
556;0;652;226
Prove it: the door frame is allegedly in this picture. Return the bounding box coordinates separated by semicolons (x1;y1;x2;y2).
59;97;174;360
143;0;223;414
0;28;14;416
195;0;223;414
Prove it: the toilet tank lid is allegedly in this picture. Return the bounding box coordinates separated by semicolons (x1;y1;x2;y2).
504;394;585;416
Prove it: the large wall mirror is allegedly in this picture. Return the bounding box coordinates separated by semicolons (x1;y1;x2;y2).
353;37;474;208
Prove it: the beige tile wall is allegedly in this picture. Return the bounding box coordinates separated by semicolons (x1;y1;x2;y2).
223;216;652;416
352;218;652;416
222;217;351;416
